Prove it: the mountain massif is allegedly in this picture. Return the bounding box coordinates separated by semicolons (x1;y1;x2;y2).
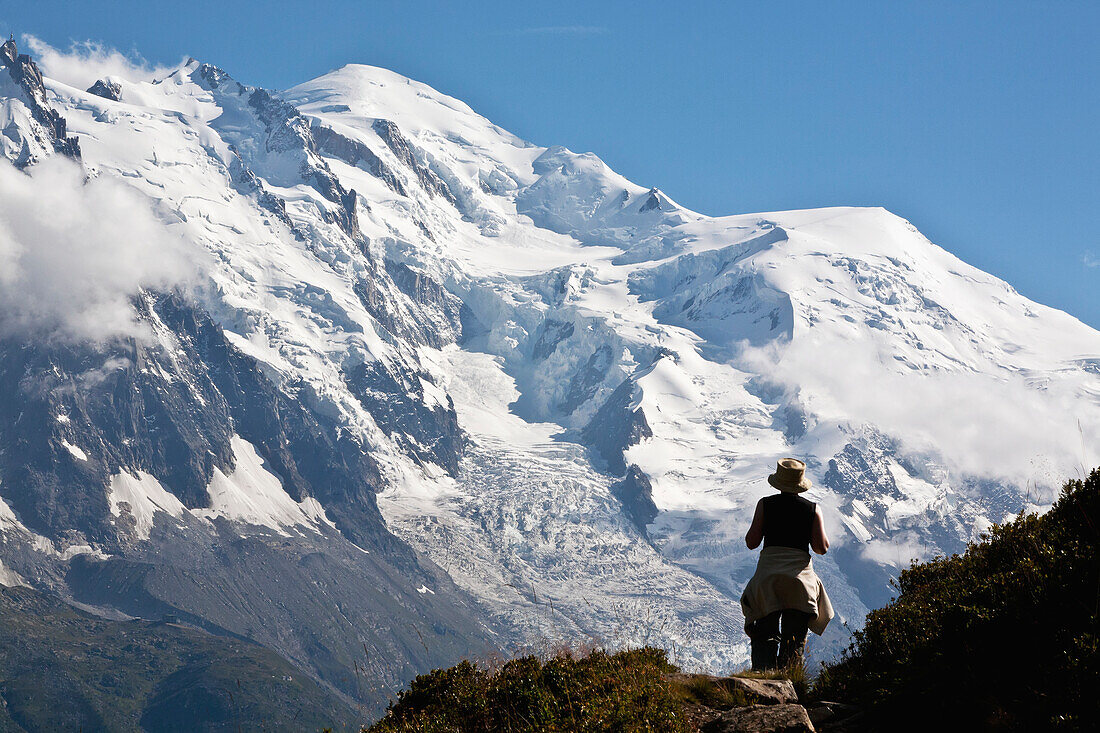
1;35;1097;722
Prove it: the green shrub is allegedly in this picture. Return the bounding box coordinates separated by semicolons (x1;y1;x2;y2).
365;647;689;732
816;468;1100;730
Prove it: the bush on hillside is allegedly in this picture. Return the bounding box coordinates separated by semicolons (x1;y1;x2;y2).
816;467;1100;730
365;647;690;732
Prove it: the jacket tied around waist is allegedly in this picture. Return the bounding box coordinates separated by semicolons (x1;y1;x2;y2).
740;545;835;636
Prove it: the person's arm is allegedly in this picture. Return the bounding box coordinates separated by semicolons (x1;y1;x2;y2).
745;499;764;549
811;506;830;555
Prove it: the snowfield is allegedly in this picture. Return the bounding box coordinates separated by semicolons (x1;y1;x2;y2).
1;38;1098;679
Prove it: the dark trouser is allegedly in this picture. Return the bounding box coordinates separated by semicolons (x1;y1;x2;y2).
747;609;813;671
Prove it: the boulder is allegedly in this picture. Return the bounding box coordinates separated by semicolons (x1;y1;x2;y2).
702;703;816;733
808;701;864;731
726;676;799;705
664;672;799;708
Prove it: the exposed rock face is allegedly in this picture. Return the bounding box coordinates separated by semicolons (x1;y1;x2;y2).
583;371;655;474
557;344;614;415
668;672;819;732
531;319;575;361
259;87;363;238
226;146;298;232
344;359;465;475
702;703;816;733
0;292;407;544
196;63;362;239
639;187;665;212
0;291;488;711
0;37;80;164
86;78;122;101
372;118;456;203
725;677;799;706
612;465;659;532
352;260;473;349
311;122;408;197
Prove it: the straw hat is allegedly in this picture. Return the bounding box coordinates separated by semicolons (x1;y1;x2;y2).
767;458;812;493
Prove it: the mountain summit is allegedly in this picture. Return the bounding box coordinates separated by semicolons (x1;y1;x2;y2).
1;40;1097;711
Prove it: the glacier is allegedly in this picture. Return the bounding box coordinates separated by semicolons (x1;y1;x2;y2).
1;35;1098;708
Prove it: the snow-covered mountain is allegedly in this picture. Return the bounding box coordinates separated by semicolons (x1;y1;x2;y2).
1;36;1098;706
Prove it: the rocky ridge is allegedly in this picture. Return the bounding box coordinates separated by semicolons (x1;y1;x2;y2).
0;37;80;164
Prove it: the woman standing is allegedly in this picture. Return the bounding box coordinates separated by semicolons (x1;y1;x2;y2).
740;458;834;671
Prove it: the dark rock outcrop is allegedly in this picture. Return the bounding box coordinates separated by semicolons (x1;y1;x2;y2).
612;465;658;533
343;358;465;475
86;78;122;101
639;187;665;212
0;291;491;711
372;118;456;203
583;372;654;474
0;290;409;546
311;122;408;197
0;37;81;162
557;343;614;415
531;318;575;361
702;703;816;733
226;146;299;233
353;261;473;350
383;259;475;346
194;63;363;239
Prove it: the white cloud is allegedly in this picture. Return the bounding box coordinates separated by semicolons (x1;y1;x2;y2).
0;157;200;343
22;35;179;91
860;533;935;567
1084;251;1100;269
737;336;1099;496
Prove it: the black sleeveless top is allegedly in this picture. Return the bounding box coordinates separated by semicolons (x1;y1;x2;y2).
762;493;815;553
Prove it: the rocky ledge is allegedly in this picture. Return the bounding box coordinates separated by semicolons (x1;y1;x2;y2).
667;672;864;733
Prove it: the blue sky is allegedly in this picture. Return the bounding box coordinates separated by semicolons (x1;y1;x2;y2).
3;1;1097;327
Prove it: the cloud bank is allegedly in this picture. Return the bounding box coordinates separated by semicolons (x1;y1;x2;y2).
0;158;199;342
23;35;179;91
738;336;1100;499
